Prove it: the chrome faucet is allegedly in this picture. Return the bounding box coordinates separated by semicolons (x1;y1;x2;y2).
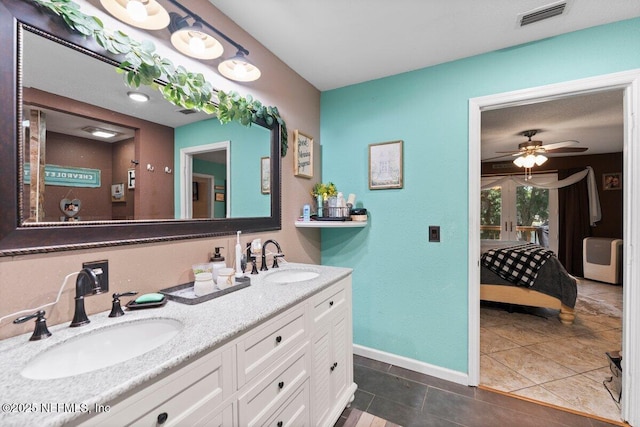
70;267;107;327
261;239;284;271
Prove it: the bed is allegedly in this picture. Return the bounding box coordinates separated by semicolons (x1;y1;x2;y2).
480;240;577;325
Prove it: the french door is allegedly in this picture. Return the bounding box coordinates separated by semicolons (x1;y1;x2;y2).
480;173;558;253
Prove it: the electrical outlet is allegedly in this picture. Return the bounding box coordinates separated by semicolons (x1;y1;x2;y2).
82;260;109;292
429;226;440;242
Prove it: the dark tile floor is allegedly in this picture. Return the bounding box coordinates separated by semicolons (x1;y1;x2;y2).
334;355;623;427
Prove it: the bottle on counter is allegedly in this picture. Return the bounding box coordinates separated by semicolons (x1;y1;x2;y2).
210;247;226;282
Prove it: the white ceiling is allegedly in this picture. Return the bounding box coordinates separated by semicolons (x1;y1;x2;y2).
22;1;636;159
210;0;635;160
211;0;640;92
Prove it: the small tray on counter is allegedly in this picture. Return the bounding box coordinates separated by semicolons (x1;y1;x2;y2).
159;276;251;305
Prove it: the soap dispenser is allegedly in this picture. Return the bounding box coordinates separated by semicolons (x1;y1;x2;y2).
210;247;226;281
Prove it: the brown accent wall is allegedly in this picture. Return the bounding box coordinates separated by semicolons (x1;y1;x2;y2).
112;138;135;220
44;131;113;221
23;87;175;219
482;152;623;239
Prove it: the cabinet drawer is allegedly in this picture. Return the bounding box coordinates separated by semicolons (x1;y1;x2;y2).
264;379;310;427
83;347;232;426
238;343;309;427
237;305;306;387
312;281;346;326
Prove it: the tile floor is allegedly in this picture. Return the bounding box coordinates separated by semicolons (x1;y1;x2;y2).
480;278;623;422
337;354;620;427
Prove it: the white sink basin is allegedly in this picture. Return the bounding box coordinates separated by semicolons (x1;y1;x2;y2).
264;269;320;284
21;318;183;380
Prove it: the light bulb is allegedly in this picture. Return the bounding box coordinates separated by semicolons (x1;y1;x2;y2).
523;154;537;168
535;154;548;166
188;33;205;55
126;0;147;22
233;61;249;79
513;156;525;167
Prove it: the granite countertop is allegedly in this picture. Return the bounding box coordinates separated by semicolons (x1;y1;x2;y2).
0;263;351;427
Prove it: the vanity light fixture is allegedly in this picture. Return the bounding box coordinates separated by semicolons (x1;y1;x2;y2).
166;0;261;82
100;0;170;30
168;13;223;60
218;50;261;82
127;91;150;102
82;126;118;139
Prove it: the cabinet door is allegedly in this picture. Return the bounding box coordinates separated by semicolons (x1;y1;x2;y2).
311;325;331;427
330;309;348;404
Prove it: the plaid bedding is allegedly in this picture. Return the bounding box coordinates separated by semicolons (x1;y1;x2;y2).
481;243;554;287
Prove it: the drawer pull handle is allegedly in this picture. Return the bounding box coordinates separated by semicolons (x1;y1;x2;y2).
275;335;282;344
329;300;334;306
157;412;169;424
277;422;283;427
278;381;284;389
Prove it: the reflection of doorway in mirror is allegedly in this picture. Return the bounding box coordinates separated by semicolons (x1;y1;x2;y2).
192;174;214;218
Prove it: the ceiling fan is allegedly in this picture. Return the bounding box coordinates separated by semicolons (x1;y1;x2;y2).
486;129;588;162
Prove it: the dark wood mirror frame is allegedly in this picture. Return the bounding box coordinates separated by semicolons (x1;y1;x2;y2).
0;0;281;256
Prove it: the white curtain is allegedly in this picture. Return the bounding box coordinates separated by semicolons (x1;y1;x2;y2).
481;166;601;226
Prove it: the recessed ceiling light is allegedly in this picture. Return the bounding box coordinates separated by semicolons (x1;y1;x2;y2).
128;91;149;102
82;126;118;139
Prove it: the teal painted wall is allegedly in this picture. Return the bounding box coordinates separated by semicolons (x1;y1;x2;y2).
320;18;640;373
174;119;271;218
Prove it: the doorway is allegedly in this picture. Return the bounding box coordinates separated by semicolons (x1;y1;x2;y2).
468;70;640;425
179;141;230;219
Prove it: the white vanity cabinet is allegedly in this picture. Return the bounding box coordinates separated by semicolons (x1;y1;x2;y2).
77;273;354;427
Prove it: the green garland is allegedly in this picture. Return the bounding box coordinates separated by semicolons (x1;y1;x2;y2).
28;0;288;156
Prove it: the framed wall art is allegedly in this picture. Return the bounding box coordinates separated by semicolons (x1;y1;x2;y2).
261;156;270;194
111;183;125;202
293;130;313;178
603;172;622;190
369;140;403;190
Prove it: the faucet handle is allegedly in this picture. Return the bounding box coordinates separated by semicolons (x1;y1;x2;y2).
109;292;138;318
13;310;52;341
272;253;285;269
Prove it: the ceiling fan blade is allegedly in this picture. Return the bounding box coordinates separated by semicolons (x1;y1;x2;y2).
482;153;515;161
545;147;588;153
541;140;579;150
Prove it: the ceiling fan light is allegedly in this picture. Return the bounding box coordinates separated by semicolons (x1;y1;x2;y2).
523;154;537;168
100;0;170;30
535;154;548;166
218;51;261;82
513;156;526;167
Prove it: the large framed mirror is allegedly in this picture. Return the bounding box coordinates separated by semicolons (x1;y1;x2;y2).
0;0;281;256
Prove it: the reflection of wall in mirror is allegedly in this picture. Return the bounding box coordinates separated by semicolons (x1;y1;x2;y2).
175;119;271;219
22;129;114;221
22;87;174;221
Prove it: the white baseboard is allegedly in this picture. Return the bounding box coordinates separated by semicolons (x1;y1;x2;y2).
353;344;469;386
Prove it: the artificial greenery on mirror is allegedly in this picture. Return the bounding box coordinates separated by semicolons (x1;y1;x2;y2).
28;0;289;157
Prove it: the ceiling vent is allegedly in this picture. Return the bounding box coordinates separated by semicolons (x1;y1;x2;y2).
178;108;198;115
519;1;567;26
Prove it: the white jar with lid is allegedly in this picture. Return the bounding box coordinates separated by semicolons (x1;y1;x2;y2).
217;268;236;290
194;272;215;296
